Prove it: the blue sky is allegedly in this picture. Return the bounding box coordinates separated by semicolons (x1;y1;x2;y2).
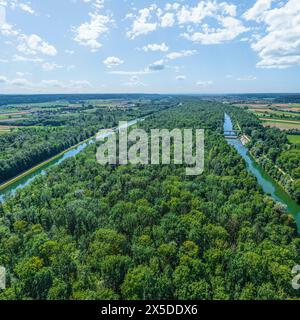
0;0;299;94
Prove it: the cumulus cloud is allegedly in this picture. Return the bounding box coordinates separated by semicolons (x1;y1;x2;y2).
127;6;157;39
183;16;249;44
10;77;33;87
1;5;57;61
142;42;169;52
166;50;196;60
73;13;112;51
249;0;300;68
243;0;274;21
82;0;105;10
17;34;57;56
148;59;165;71
0;75;9;84
103;56;124;68
19;3;35;14
0;74;33;87
161;12;175;27
125;1;247;45
0;21;19;37
177;1;237;24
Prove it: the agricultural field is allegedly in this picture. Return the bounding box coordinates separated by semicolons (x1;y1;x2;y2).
288;135;300;145
0;128;10;135
261;118;300;130
234;102;300;125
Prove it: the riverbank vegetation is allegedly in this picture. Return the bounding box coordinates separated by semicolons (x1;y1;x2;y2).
0;101;299;300
228;106;300;204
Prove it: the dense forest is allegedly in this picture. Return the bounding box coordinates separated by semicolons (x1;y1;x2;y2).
228;106;300;203
0;101;174;184
0;101;299;300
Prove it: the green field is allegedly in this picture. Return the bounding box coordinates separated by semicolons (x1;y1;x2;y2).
0;129;10;135
288;135;300;145
261;118;300;130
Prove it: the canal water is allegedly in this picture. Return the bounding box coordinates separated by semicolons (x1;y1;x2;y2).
0;118;140;203
224;113;300;231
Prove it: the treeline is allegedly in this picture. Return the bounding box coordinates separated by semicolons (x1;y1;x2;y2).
0;94;163;106
0;126;96;183
228;106;300;203
0;101;299;300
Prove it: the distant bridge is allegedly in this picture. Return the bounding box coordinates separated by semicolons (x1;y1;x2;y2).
224;130;241;139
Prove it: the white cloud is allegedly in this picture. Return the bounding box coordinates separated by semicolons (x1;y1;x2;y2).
236;75;257;81
174;1;246;44
161;12;175;27
176;75;186;81
1;6;57;60
65;49;74;55
103;56;124;68
142;42;169;52
243;0;274;21
0;75;9;84
123;75;146;87
0;72;93;91
13;54;43;63
108;70;152;75
73;13;112;51
0;74;33;87
148;59;165;71
10;77;33;87
176;1;237;24
166;50;196;60
0;22;19;36
127;7;157;39
19;3;34;14
196;80;213;87
41;79;91;89
125;1;246;45
82;0;105;10
0;5;6;26
41;79;65;88
183;16;249;44
250;0;300;68
18;34;57;56
42;62;62;71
